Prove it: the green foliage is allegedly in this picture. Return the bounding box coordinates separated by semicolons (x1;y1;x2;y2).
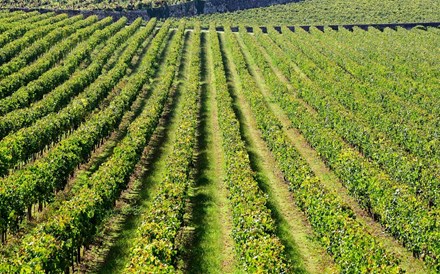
0;12;56;48
1;0;189;9
0;14;73;64
213;26;290;272
125;21;193;272
195;0;440;26
0;18;157;236
0;17;127;174
244;26;439;270
0;19;170;273
226;25;403;273
0;9;437;272
0;16;113;102
0;17;144;139
265;26;439;207
0;11;39;26
0;14;82;77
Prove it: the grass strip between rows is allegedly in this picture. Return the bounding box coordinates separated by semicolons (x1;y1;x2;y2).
0;19;164;238
0;20;174;274
213;27;291;273
247;28;439;270
124;22;198;272
0;16;115;105
231;28;404;272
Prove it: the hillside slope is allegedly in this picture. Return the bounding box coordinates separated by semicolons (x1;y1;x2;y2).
193;0;440;25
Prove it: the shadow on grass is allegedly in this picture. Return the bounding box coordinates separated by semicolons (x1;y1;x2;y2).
217;32;308;274
186;31;221;274
94;30;190;274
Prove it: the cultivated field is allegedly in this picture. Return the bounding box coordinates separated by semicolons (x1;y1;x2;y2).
194;0;440;25
0;0;186;9
0;10;439;273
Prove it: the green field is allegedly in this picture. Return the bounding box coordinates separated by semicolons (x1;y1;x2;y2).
195;0;440;25
0;0;189;9
0;9;439;273
2;0;440;25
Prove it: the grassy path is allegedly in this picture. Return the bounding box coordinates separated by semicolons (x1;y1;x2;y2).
75;30;192;273
218;32;336;274
236;32;428;274
186;32;236;273
63;29;160;195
